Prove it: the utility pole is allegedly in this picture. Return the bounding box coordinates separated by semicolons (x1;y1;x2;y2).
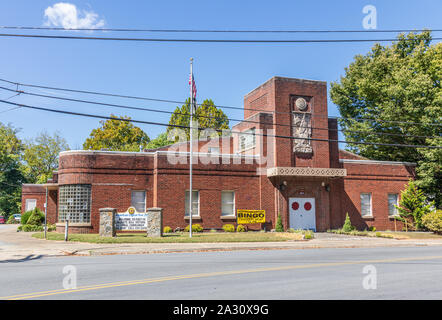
189;58;194;238
44;186;48;239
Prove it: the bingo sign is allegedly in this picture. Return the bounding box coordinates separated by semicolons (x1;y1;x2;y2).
237;209;266;224
116;207;147;231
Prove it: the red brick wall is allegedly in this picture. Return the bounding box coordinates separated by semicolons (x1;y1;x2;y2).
22;77;418;234
21;184;45;213
340;161;415;230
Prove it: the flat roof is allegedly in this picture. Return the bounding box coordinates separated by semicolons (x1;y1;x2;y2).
60;149;259;158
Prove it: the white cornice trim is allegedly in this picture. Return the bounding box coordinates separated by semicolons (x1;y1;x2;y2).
340;159;416;166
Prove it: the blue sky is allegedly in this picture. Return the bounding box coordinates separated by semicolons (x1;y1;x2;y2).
0;0;441;148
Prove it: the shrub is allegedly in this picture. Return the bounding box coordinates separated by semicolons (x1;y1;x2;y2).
222;224;235;232
422;210;442;234
21;210;34;225
303;230;314;239
184;224;203;233
396;179;434;230
26;209;45;226
275;213;284;232
163;226;172;233
7;215;19;224
236;225;246;232
342;213;355;232
21;224;44;232
368;226;376;232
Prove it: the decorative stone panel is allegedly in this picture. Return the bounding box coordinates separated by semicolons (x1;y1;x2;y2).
146;207;163;237
99;208;116;237
267;167;347;177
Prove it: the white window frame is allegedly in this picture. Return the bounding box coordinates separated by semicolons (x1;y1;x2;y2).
239;128;256;152
25;199;37;212
185;190;200;217
388;193;399;217
221;191;235;217
131;190;146;213
360;193;372;217
208;147;220;154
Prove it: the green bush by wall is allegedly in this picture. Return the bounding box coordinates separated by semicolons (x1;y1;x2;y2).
222;224;235;232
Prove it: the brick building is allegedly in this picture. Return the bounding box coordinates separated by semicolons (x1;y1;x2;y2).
21;76;415;233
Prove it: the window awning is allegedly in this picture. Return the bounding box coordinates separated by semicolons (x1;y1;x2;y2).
41;183;59;190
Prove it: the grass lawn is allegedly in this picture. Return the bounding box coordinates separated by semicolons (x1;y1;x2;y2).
381;231;442;240
32;231;305;243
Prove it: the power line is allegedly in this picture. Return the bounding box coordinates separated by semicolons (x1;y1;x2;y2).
0;85;440;141
0;98;440;150
1;26;441;33
0;78;440;128
1;33;441;43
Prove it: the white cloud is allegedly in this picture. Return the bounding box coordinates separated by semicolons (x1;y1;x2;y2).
44;2;105;29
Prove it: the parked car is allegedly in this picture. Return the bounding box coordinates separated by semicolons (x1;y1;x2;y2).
13;214;21;222
0;216;5;224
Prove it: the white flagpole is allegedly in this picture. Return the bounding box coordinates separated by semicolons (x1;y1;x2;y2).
189;58;194;238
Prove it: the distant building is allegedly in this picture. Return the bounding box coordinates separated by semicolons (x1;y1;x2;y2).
22;77;414;233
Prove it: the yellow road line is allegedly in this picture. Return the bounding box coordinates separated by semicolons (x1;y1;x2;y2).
3;255;442;300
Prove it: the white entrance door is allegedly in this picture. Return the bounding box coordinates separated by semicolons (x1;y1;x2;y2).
289;198;316;231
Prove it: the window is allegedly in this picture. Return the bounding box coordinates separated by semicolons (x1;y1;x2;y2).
360;193;372;217
58;184;91;223
25;199;37;212
185;190;200;217
239;128;256;151
208;147;219;154
221;191;235;216
388;194;399;216
131;191;146;213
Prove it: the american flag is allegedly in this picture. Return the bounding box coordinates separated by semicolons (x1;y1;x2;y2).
189;72;197;100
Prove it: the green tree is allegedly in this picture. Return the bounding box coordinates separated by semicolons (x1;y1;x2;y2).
145;132;173;150
330;31;442;206
167;98;230;141
395;179;434;230
0;122;26;218
342;213;355;232
83;115;150;151
23;131;69;184
275;213;284;232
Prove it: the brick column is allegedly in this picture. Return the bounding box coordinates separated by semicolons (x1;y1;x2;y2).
146;207;163;237
99;208;116;237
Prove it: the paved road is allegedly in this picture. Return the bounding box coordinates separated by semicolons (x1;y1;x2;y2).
1;246;441;300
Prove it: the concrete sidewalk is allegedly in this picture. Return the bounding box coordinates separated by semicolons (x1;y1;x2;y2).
1;225;442;261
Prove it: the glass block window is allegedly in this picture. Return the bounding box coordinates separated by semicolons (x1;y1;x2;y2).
360;193;372;217
131;191;146;212
58;184;91;223
221;191;235;216
239;128;256;151
185;190;199;217
388;194;399;216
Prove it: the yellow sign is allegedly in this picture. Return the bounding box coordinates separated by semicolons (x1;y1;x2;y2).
128;207;136;215
237;210;266;224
